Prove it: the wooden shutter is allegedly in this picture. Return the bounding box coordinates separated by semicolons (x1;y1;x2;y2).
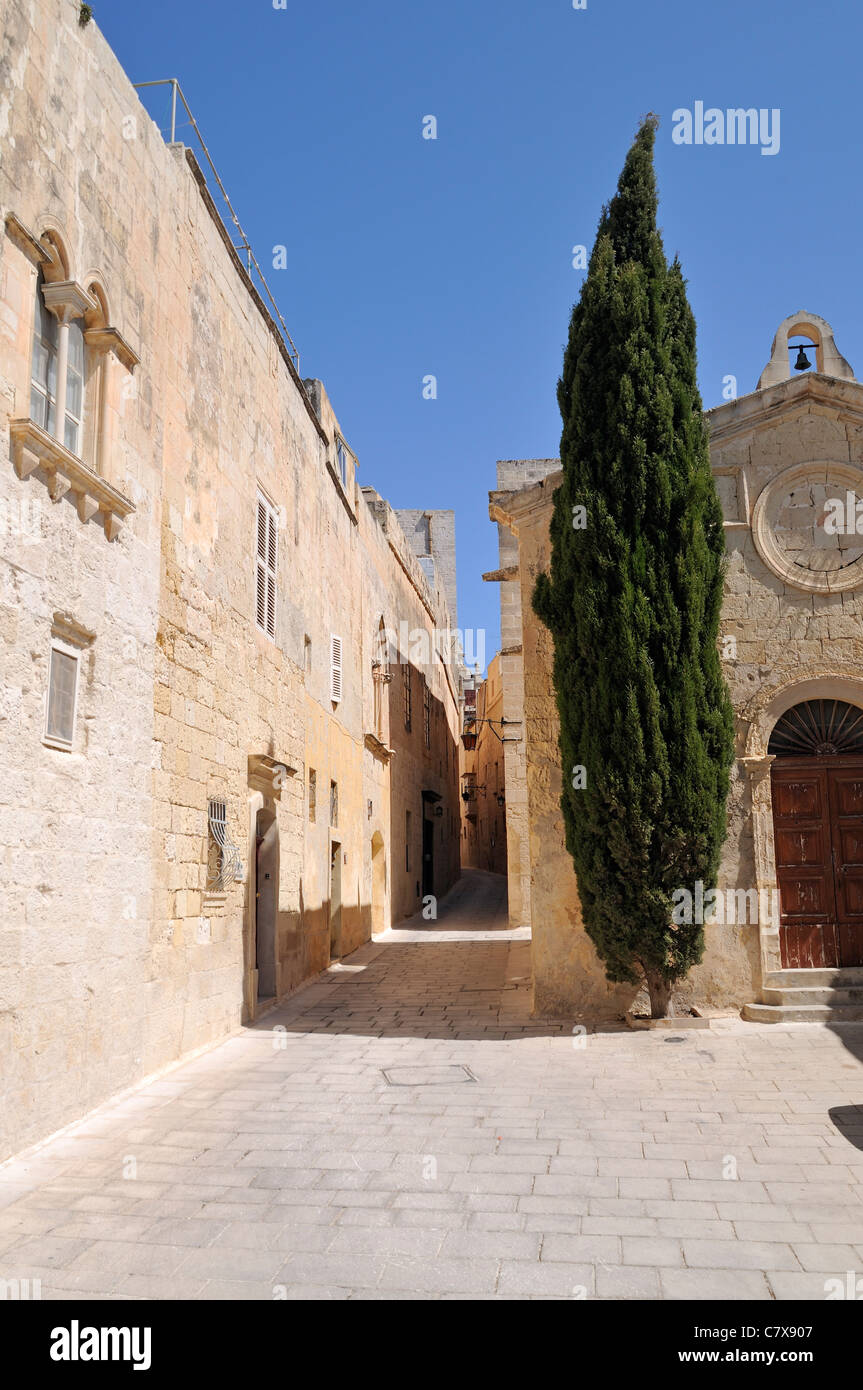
330;634;342;703
256;493;277;639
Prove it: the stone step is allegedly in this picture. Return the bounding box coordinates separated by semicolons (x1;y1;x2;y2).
742;1001;863;1024
762;985;863;1006
764;968;863;988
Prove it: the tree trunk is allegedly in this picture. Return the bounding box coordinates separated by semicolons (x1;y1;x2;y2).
646;972;673;1019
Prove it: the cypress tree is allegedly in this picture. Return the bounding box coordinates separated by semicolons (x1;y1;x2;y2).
533;116;734;1017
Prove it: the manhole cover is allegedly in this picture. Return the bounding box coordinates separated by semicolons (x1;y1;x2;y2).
381;1064;477;1086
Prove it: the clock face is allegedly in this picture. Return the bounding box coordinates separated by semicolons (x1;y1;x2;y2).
774;479;863;578
753;462;863;593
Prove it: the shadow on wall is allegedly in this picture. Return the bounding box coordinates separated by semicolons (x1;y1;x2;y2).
386;663;461;927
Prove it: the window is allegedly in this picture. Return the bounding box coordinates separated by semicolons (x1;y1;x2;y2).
335;438;348;488
304;635;312;673
403;661;412;731
256;492;278;639
44;642;79;748
405;810;411;871
330;780;339;826
372;617;390;744
423;678;431;749
308;768;317;823
206;798;240;892
206;800;226;891
30;270;58;433
30;269;87;457
330;634;342;703
64;320;84;455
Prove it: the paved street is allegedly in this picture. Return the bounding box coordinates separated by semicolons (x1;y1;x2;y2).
2;869;863;1301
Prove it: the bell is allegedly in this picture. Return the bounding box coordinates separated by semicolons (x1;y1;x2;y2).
793;345;812;371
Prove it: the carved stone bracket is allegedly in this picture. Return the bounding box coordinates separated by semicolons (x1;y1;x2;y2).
9;418;135;542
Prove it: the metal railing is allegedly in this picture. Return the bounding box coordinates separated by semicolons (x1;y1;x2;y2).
133;78;300;371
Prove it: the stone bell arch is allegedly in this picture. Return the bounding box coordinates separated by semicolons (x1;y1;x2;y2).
757;311;855;389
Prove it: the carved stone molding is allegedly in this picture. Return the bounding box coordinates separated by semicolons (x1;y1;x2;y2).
9;418;135;541
751;459;863;594
247;753;297;799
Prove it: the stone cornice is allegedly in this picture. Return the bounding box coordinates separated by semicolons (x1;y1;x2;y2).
4;212;50;267
84;326;140;371
482;566;519;582
10;418;135;540
364;732;394;762
707;373;863;443
247;753;297;798
42;280;97;322
490;469;562;532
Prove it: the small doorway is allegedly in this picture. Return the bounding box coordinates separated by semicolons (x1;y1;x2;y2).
329;841;342;960
255;808;278;999
770;699;863;968
422;816;434;898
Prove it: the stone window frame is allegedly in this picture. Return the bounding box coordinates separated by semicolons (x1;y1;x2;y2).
43;639;80;752
5;214;139;541
403;659;412;732
42;612;94;753
371;615;392;747
423;675;431;749
330;633;343;703
255;489;279;640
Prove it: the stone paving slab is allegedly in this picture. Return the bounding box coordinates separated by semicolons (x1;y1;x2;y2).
2;869;863;1300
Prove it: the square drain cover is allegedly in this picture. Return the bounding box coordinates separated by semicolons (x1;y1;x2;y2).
382;1064;476;1086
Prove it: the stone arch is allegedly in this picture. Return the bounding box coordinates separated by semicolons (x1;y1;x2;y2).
82;274;110;330
740;668;863;977
36;221;73;283
742;668;863;759
757;311;855;388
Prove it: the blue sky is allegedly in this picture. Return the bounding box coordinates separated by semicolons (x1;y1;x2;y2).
97;0;863;668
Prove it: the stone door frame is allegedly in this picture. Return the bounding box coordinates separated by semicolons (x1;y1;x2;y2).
741;670;863;978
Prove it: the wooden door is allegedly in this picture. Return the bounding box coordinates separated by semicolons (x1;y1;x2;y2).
827;765;863;967
771;763;839;968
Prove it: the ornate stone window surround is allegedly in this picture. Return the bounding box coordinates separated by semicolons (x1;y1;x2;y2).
5;213;139;541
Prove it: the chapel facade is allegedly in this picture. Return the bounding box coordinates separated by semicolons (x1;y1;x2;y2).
490;313;863;1023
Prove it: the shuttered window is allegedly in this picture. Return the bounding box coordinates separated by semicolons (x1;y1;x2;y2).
330;633;342;703
44;643;79;748
256;492;278;639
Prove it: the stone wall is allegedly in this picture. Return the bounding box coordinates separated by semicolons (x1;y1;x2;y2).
0;0;461;1159
488;461;561;927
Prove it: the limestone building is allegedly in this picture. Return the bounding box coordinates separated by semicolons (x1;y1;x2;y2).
0;0;461;1160
491;314;863;1023
460;653;507;875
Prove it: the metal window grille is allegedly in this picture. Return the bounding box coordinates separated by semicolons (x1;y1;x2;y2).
207;798;240;891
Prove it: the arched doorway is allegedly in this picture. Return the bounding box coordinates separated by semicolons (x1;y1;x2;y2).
255;807;279;999
371;831;386;935
769;699;863;968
